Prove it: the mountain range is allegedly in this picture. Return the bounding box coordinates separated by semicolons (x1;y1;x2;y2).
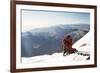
21;24;90;57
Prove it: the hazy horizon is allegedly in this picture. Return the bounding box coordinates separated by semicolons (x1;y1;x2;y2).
22;10;90;32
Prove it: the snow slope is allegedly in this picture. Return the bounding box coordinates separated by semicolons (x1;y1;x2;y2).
22;32;90;63
72;31;90;52
22;53;89;63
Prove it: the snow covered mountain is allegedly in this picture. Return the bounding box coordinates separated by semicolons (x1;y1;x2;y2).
21;24;90;57
22;32;90;63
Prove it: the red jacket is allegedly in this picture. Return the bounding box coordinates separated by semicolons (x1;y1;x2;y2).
63;36;73;50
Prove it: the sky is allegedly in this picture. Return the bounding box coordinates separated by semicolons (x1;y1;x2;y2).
22;9;90;32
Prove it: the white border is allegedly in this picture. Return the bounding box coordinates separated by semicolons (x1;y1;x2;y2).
16;4;95;69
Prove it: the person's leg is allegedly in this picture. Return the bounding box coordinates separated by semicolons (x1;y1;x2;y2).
69;48;78;54
63;49;70;56
63;50;66;56
73;48;78;54
66;52;70;55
